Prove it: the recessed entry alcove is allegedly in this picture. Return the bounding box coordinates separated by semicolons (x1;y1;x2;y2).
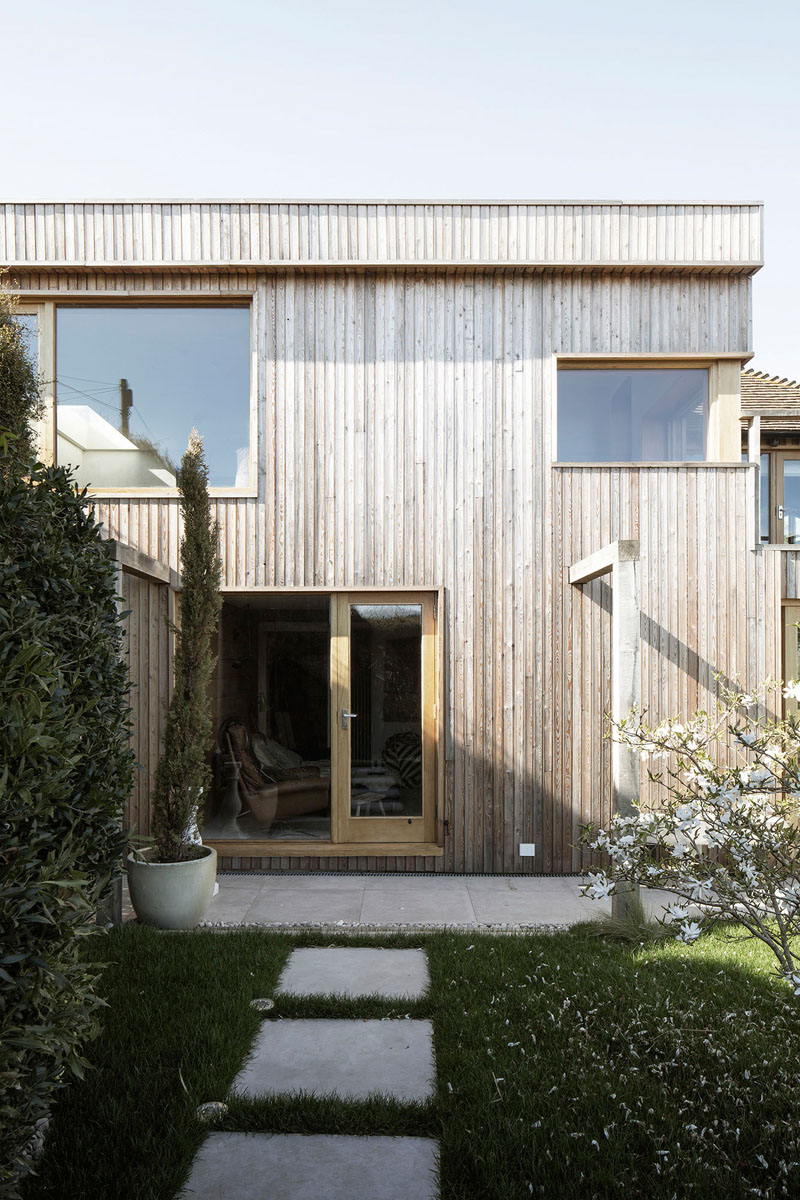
205;592;437;848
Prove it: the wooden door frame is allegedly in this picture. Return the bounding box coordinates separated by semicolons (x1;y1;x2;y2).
767;451;800;545
208;586;444;859
332;592;437;845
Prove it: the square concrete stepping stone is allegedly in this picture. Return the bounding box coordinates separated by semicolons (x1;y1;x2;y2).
232;1019;434;1102
276;948;429;999
180;1132;439;1199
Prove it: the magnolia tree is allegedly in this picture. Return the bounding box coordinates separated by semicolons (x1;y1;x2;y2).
581;680;800;992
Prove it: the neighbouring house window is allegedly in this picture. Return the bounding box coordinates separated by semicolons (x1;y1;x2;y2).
760;452;770;543
55;305;251;489
557;368;708;462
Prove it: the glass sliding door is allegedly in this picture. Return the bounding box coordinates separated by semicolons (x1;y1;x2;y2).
332;593;436;844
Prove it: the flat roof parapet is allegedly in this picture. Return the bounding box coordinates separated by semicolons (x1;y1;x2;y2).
0;201;763;273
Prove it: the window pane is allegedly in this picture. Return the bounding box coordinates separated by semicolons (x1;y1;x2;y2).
760;453;770;543
557;368;707;462
56;306;250;488
15;312;38;367
349;604;423;819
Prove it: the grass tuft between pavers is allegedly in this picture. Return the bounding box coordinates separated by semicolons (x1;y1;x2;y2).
23;924;800;1200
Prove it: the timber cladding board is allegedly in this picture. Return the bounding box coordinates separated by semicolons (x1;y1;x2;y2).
119;570;171;838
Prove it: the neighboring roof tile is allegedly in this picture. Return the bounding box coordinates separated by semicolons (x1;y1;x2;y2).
741;368;800;415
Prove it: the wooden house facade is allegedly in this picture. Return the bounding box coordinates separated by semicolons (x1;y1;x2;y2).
2;200;790;875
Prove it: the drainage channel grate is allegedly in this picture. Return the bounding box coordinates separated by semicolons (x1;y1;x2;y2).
218;870;580;879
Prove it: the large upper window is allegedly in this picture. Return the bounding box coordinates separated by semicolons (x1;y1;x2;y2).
56;305;251;489
557;367;708;462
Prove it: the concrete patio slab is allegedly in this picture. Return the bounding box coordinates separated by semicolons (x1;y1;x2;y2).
180;1133;439;1199
124;871;700;931
276;948;430;999
241;880;366;925
466;876;582;924
215;874;270;891
360;877;476;925
232;1019;435;1102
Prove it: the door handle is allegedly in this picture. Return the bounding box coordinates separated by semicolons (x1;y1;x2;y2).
779;505;785;521
341;710;358;730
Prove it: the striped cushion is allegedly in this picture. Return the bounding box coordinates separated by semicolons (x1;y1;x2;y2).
382;731;422;788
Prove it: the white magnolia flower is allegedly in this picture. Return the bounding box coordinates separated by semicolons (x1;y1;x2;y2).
783;681;800;702
666;903;690;922
671;842;689;860
678;921;703;943
688;879;714;902
583;872;615;901
736;729;758;747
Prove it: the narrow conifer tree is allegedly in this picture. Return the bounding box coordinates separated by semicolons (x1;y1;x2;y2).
151;431;222;862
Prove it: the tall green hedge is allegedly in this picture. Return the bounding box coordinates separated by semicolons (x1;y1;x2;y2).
0;455;133;1196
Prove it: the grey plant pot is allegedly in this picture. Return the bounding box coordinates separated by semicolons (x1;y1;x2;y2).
126;846;218;930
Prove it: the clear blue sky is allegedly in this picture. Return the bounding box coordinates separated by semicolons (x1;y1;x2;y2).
4;0;798;375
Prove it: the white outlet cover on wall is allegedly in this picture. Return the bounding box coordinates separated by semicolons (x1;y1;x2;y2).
518;843;536;857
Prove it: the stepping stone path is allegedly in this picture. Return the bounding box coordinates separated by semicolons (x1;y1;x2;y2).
180;948;439;1199
276;947;430;1000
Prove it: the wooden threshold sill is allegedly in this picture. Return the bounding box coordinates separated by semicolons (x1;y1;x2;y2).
207;840;444;858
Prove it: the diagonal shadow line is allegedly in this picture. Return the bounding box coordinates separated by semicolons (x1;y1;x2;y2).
588;579;740;696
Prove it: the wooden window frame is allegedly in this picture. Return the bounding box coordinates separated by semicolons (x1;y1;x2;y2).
207;586;444;859
555;355;745;465
12;301;54;463
36;296;258;498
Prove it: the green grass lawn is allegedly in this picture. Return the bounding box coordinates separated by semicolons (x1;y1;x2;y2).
24;924;800;1200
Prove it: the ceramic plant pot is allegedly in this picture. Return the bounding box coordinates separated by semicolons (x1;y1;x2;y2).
126;845;218;930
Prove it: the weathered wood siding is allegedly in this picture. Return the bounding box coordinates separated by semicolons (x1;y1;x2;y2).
1;201;763;268
88;271;760;874
120;570;171;838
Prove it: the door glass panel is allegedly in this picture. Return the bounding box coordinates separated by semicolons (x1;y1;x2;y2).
206;594;332;841
349;604;423;819
783;460;800;544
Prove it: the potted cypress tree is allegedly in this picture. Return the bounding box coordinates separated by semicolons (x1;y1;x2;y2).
126;431;222;929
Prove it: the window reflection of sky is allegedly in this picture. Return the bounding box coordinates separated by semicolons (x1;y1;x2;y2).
558;368;708;463
15;312;38;365
56;306;250;486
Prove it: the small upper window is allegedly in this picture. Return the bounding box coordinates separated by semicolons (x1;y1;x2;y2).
56;305;251;489
557;367;708;462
